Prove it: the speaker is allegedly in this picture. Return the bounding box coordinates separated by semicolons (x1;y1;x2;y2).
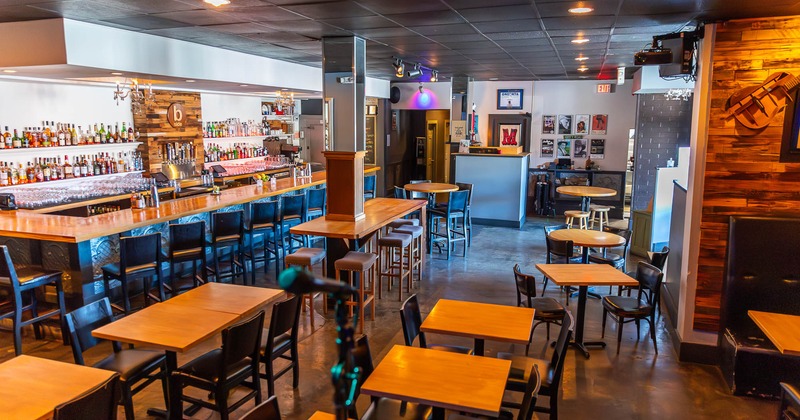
389;86;401;104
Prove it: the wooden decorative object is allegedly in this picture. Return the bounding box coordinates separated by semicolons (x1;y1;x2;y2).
324;151;366;222
723;72;800;132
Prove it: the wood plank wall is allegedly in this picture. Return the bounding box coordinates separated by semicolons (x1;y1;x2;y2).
132;90;203;175
696;17;800;331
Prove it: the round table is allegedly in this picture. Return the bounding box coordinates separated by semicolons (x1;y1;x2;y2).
556;185;617;212
548;228;624;263
404;183;459;194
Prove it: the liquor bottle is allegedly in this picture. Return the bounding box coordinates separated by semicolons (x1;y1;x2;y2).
42;158;52;181
98;123;106;144
21;129;29;148
113;123;119;143
9;163;18;185
12;129;21;149
34;159;43;182
72;156;81;178
93;155;101;176
64;155;73;179
55;157;64;180
92;124;99;144
41;122;50;147
79;156;88;177
69;124;77;146
0;163;9;187
3;126;10;149
120;122;127;143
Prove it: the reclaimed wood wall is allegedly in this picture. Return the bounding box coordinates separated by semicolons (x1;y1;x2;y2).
132;90;203;175
697;17;800;331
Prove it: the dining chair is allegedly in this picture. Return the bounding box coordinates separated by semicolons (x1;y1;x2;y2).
240;395;281;420
102;232;165;315
407;179;431;200
589;226;632;294
64;298;168;420
601;261;663;354
429;189;469;259
364;174;377;200
53;373;120;420
399;294;472;354
172;310;265;420
513;264;566;352
448;363;540;420
543;234;580;305
261;294;302;396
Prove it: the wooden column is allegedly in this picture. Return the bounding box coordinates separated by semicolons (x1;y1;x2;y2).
324;151;365;221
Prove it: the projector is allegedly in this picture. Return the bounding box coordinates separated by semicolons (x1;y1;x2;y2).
634;49;672;65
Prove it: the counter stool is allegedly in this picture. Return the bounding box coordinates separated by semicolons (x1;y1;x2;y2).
388;218;420;230
589;205;611;230
0;245;68;356
280;194;307;254
393;224;424;288
564;210;590;229
248;200;281;282
284;248;327;327
167;221;209;293
102;233;166;315
210;210;248;285
335;251;377;333
377;232;413;301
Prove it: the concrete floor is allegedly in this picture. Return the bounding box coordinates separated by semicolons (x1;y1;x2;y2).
0;217;780;419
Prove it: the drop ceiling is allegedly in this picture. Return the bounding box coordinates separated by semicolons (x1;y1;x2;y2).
1;0;799;82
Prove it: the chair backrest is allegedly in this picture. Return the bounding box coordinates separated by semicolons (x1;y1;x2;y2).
455;182;474;206
0;245;21;296
119;232;161;268
543;224;569;236
603;226;631;253
545;236;575;261
53;373;120;420
399;294;426;348
251;200;279;227
281;193;306;220
635;261;664;307
65;297;119;365
169;220;206;255
517;363;541;420
212;210;244;241
240;395;281;420
513;264;538;307
649;246;670;271
265;295;301;355
218;310;265;379
548;312;574;391
408;180;430;200
447;189;470;214
393;186;407;199
306;188;326;214
364;175;376;193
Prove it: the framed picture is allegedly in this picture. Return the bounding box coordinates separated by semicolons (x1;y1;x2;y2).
591;114;608;135
590;139;606;159
573;138;587;158
452;120;467;140
556;139;571;158
575;114;590;135
542;115;555;134
497;89;523;110
498;123;522;146
558;115;572;135
541;139;554;158
366;105;377;115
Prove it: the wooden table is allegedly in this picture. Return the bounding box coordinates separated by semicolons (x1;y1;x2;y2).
308;412;336;420
549;228;625;263
167;282;285;317
421;299;535;356
0;355;116;420
556;185;617;212
749;310;800;355
360;345;511;419
536;264;638;358
403;182;459;194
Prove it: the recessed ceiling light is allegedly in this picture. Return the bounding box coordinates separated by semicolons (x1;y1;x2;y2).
3;70;17;73
571;38;590;44
577;67;589;72
239;84;249;87
575;56;589;61
489;77;499;81
568;6;594;14
110;72;123;76
281;88;289;91
204;0;230;6
185;79;195;83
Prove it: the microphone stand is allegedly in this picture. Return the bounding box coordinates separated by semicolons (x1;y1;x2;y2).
332;291;360;420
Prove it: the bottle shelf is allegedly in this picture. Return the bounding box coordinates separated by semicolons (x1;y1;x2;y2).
203;156;265;167
203;136;266;142
0;170;145;191
0;142;141;158
262;114;295;119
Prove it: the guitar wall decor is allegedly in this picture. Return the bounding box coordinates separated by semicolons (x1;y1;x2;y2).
723;72;800;130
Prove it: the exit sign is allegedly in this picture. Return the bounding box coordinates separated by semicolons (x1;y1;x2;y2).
597;83;612;93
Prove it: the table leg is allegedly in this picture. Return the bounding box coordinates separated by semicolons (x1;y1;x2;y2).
146;351;180;419
432;407;445;420
581;196;591;213
569;285;606;359
473;338;485;357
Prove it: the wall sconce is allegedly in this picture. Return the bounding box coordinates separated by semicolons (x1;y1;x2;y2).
113;79;155;115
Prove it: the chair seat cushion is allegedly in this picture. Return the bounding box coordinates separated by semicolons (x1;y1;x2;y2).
388;219;419;229
428;344;473;355
0;266;61;287
602;296;651;316
285;248;326;266
496;352;551;391
177;348;251;383
335;252;378;271
377;233;412;248
250;222;276;231
307;208;323;218
101;262;158;278
530;297;567;317
213;234;242;245
262;332;292;357
93;349;165;381
393;225;423;238
361;397;432;420
171;247;205;261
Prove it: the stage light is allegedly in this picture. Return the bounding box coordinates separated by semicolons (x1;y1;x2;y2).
406;63;422;78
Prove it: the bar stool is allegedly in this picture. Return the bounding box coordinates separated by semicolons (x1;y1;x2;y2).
589;205;611;230
280;193;307;255
335;251;377;333
167;221;209;293
564;210;590;229
393;224;424;288
284;248;327;327
210;210;248;284
377;232;413;301
248;200;281;282
304;188;327;246
102;232;166;315
0;245;68;356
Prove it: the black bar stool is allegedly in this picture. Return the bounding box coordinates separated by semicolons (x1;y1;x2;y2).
167;220;209;293
248;200;281;283
280;193;307;255
0;245;68;356
102;232;166;315
304;187;327;246
210;210;248;284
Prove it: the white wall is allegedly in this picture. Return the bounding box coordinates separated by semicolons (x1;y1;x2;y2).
530;80;636;171
390;81;451;110
200;93;262;122
467;81;535;144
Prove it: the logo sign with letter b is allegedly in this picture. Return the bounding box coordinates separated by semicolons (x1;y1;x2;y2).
167;103;185;128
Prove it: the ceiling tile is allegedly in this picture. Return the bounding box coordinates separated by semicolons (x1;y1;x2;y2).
540;15;616;30
0;4;60;22
150;9;248;26
319;15;394;30
384;10;465;26
535;1;621;18
101;15;192;30
473;19;542;33
353;0;451;14
459;5;539;22
205;22;276;34
281;1;375;20
221;5;306;22
407;24;477;36
30;0;140;20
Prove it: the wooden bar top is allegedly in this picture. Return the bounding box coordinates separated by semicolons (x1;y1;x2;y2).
748;310;800;356
0;166;379;243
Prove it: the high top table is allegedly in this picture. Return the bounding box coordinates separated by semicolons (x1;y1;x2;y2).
748;310;800;355
556;185;617;212
548;228;625;263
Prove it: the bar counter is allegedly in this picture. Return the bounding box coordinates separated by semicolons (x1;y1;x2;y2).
0;166;378;305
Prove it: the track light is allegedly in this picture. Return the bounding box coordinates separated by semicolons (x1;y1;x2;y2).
406;63;422;78
418;82;424;93
393;58;404;78
430;70;438;82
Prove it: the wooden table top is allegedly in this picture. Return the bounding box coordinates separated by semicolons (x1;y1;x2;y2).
166;283;285;317
421;299;535;344
308;412;336;420
549;228;625;248
556;185;617;198
535;264;640;287
360;345;511;417
92;303;240;353
748;310;800;356
404;182;459;194
291;198;426;239
0;166;379;243
0;355;116;420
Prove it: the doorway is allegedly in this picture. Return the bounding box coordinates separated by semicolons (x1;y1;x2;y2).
426;120;439;182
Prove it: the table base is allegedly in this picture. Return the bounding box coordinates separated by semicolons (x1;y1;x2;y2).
568;340;606;359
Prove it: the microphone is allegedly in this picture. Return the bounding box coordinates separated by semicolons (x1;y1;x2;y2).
279;267;356;298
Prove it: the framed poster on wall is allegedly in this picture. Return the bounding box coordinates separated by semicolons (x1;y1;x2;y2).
591;114;608;135
497;89;523;110
575;114;590;134
541;138;554;158
556;139;571;157
590;138;605;159
542;115;555;134
573;138;587;158
558;115;572;134
365;115;376;164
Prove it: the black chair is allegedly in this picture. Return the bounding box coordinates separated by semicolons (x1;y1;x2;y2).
623;246;669;305
448;363;540;420
261;294;302;396
513;264;566;353
64;298;168;420
280;193;307;254
53;373;120;420
589;226;632;294
102;232;165;315
210;210;248;284
355;335;433;420
601;262;663;354
497;312;573;420
393;186;407;199
364;174;377;200
172;310;265;420
543;234;580;305
248;200;281;282
780;383;800;419
240;395;281;420
167;220;209;292
456;182;474;247
0;245;68;356
400;294;472;354
407;179;431;200
304;187;328;246
429;189;469;259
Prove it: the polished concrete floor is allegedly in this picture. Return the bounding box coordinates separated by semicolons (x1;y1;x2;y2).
0;217;780;419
